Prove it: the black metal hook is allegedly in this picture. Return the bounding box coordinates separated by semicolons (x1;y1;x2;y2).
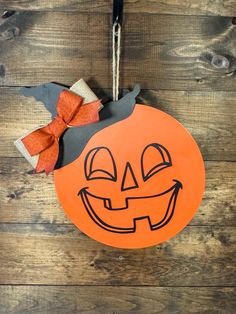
113;0;124;25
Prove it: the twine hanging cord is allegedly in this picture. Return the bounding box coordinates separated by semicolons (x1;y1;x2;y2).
112;20;121;101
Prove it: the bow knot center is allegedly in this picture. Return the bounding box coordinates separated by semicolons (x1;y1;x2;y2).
49;115;68;139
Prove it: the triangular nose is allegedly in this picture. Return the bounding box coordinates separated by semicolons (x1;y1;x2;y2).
121;162;139;191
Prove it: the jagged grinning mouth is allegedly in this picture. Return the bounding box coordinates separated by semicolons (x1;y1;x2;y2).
78;180;182;234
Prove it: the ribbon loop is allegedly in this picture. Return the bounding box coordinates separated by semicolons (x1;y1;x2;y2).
22;90;100;174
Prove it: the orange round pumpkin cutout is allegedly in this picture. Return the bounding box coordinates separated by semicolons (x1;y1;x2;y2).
54;104;205;249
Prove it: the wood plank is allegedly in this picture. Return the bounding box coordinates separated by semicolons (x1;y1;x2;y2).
0;224;235;285
0;12;235;90
0;286;235;314
1;0;236;16
0;87;235;161
0;158;235;226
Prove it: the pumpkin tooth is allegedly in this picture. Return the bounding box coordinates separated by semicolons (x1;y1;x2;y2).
104;199;111;209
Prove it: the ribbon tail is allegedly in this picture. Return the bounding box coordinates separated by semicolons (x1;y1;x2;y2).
35;140;59;174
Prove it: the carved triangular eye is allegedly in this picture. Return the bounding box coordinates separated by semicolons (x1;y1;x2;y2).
141;143;172;181
85;147;117;181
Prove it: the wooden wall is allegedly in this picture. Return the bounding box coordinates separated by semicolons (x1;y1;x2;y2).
0;1;235;313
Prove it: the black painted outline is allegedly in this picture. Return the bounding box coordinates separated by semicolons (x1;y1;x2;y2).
141;143;172;182
84;147;117;182
121;162;139;192
78;180;183;234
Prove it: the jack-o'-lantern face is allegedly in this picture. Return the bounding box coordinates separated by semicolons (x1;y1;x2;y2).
54;104;205;248
79;144;182;234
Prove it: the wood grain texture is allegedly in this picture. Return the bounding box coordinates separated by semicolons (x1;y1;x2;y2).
0;87;235;161
0;2;235;311
0;12;235;90
1;0;236;16
0;158;235;226
0;286;235;314
0;224;235;286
